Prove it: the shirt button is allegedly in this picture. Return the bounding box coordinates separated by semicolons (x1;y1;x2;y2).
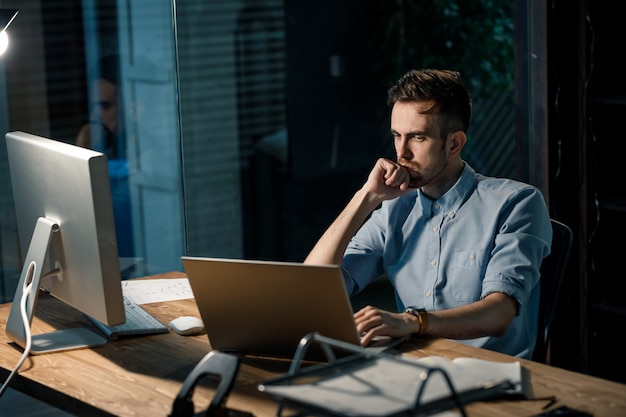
425;291;432;297
448;210;455;216
432;226;439;232
431;259;437;266
469;254;475;260
434;203;440;209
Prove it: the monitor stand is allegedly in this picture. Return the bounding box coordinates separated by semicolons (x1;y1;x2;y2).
5;217;108;354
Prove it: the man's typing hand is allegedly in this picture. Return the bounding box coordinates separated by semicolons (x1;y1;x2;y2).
354;305;416;347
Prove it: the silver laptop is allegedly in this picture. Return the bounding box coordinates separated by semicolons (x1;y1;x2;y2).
181;256;403;359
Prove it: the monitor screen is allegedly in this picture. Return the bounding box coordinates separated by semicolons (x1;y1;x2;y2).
4;131;126;354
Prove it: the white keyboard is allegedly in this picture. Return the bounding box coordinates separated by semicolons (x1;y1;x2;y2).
87;296;169;340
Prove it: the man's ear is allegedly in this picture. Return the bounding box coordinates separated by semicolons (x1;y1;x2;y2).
449;131;466;155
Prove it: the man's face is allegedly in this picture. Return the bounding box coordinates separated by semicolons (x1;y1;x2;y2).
90;78;119;135
390;101;448;189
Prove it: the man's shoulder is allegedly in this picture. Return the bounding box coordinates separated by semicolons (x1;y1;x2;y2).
472;175;548;210
475;174;541;195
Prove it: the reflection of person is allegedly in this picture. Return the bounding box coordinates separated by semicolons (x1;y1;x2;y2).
76;54;125;159
77;55;133;257
305;69;552;358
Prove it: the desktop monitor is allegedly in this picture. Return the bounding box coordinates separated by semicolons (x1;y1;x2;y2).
4;131;126;354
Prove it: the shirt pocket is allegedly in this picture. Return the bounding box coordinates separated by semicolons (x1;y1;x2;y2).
445;250;486;302
451;249;479;269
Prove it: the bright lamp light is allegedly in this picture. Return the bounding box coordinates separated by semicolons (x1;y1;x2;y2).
0;8;18;56
0;30;9;55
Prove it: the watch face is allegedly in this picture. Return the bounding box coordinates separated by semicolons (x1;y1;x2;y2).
405;308;428;335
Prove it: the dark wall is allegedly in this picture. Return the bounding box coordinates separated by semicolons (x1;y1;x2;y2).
547;0;626;383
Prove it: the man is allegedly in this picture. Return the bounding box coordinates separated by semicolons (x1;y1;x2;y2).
76;54;133;258
304;69;552;358
76;54;125;160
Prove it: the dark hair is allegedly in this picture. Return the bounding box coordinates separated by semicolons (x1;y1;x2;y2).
98;54;119;86
386;69;472;140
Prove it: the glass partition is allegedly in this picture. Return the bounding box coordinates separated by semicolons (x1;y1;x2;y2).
0;0;185;302
0;0;517;303
177;0;516;263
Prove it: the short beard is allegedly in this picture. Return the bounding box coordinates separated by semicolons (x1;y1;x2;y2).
398;154;448;190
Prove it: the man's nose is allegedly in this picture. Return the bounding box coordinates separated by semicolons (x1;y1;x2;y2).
90;105;102;121
396;138;411;159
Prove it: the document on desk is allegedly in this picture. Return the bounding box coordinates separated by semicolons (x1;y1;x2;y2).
259;354;528;417
121;278;194;304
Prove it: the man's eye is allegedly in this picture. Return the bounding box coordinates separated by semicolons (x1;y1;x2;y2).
94;101;112;110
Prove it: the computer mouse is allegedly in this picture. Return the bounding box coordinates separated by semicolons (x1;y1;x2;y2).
168;316;205;336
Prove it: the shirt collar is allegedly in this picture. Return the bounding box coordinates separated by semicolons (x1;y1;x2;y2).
417;162;476;219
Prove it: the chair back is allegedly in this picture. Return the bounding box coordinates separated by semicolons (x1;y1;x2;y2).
532;219;574;363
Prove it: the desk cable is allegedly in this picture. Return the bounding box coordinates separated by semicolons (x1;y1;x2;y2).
0;261;35;398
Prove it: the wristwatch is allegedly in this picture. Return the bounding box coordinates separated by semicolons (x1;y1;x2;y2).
405;307;429;336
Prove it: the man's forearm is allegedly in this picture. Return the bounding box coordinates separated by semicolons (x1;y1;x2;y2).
304;189;380;265
424;292;518;339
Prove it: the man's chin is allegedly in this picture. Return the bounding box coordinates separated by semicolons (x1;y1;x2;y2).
406;172;421;188
397;162;420;188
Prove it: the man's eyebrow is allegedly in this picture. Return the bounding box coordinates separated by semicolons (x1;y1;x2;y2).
390;129;426;136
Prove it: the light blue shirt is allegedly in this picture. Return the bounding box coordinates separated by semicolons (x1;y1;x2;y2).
342;163;552;358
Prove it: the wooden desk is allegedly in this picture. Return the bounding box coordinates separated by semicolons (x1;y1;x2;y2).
1;272;625;417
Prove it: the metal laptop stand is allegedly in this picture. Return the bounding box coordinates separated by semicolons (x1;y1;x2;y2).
258;332;482;417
